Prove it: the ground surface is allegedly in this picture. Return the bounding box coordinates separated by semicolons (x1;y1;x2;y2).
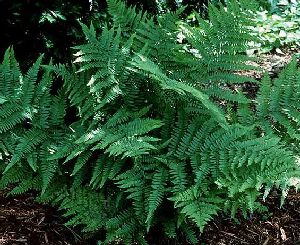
0;189;300;245
0;190;85;245
200;190;300;245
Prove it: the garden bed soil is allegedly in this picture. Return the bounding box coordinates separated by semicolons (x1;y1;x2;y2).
0;190;84;245
0;189;300;244
200;190;300;245
236;47;298;80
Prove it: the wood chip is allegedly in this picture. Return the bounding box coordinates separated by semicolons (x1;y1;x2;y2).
280;227;287;241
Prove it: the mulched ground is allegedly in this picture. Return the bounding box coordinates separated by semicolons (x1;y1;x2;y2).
200;190;300;245
236;47;298;80
0;190;85;245
1;188;300;245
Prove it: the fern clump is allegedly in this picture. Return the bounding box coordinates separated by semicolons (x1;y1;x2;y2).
0;0;300;244
256;59;300;141
0;48;71;195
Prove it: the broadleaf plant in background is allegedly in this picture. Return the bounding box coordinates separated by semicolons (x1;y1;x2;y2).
248;0;300;54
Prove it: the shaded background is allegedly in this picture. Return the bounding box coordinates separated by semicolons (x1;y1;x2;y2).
0;0;212;67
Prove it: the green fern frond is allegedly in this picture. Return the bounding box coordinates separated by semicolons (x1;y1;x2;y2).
168;161;188;193
9;175;40;196
181;223;198;244
107;0;148;32
71;151;92;176
21;54;44;106
0;47;21;98
179;199;221;232
76;117;163;158
129;55;228;127
58;187;107;232
256;59;300;142
146;168;168;225
40;158;59;194
4;129;47;173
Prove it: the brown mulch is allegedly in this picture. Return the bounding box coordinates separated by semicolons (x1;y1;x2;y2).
1;189;300;245
238;51;293;80
0;190;86;245
235;47;300;81
200;190;300;245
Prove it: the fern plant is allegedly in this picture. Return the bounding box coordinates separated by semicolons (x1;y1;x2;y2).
0;0;300;244
0;48;72;195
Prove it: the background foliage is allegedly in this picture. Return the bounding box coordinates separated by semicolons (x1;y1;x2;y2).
0;0;211;66
249;0;300;53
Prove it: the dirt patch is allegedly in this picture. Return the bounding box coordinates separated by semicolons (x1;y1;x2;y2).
200;190;300;245
0;189;300;245
0;190;83;245
236;47;299;80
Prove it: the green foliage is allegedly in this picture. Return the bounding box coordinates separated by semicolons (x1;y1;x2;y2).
0;0;100;65
248;0;300;53
0;47;71;196
256;59;300;142
0;0;300;244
